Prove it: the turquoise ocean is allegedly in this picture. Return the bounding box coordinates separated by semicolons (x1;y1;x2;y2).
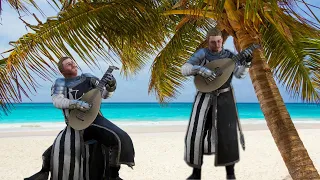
1;103;320;125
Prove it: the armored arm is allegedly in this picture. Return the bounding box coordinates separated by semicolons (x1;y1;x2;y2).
181;49;217;81
233;45;256;79
101;79;117;99
181;49;206;76
51;79;91;111
233;55;252;79
85;73;116;99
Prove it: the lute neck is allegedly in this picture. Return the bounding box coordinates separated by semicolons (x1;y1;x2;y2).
96;67;115;92
232;44;259;64
218;44;259;72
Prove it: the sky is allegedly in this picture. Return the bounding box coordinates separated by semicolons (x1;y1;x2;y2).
0;1;319;103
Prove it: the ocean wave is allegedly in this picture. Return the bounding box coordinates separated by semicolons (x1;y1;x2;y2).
0;118;320;132
0;122;66;132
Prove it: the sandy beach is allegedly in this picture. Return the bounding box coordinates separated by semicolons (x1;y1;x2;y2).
0;122;319;180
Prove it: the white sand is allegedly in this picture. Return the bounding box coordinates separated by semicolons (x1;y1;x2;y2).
0;123;319;180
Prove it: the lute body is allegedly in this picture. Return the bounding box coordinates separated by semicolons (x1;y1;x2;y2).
194;58;235;93
68;66;119;130
194;44;259;93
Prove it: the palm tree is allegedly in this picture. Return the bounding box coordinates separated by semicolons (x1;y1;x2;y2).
150;1;320;179
161;1;320;179
0;0;320;179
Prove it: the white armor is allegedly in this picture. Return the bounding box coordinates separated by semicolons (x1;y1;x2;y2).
181;48;251;79
51;73;117;118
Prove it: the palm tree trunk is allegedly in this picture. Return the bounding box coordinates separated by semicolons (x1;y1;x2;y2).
244;37;320;179
223;0;320;178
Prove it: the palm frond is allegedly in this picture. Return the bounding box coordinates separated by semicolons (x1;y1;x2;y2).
148;17;216;102
163;9;218;19
202;0;226;15
301;38;320;94
241;0;320;38
2;0;44;16
218;0;320;103
0;0;168;112
261;19;320;103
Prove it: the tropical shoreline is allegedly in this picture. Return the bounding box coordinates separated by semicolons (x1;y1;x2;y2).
1;119;320;137
3;103;320;124
1;119;320;128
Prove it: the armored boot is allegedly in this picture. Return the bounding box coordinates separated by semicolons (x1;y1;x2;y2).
226;175;236;180
109;165;123;180
187;168;201;180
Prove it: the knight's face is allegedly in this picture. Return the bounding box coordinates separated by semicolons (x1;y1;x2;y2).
61;58;78;78
208;36;223;52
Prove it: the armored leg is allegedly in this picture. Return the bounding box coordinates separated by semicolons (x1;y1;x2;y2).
186;107;213;180
84;115;135;180
109;147;123;180
226;164;236;179
109;165;122;180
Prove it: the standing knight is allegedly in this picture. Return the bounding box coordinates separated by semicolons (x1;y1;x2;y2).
181;28;253;180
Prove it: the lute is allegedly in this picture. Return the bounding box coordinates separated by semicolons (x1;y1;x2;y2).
194;44;260;93
68;66;119;130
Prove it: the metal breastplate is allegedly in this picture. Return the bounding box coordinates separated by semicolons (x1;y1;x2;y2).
65;75;87;89
53;74;93;101
204;48;233;63
64;75;93;100
55;75;93;121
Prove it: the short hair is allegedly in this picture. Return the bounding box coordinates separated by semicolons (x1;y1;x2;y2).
206;28;222;39
57;56;71;72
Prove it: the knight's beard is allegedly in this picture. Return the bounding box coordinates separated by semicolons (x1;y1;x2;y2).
209;47;222;52
63;70;77;77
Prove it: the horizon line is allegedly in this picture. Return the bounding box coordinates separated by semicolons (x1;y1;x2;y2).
12;102;308;104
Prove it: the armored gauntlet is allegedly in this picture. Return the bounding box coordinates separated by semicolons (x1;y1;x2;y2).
103;73;117;92
195;65;217;81
69;100;91;111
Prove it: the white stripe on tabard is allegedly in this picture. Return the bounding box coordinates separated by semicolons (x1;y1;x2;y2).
86;144;90;180
73;130;80;180
210;128;216;153
203;134;209;154
62;127;71;180
194;93;211;165
185;92;202;162
80;155;84;180
211;98;218;153
52;130;64;180
209;130;213;153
